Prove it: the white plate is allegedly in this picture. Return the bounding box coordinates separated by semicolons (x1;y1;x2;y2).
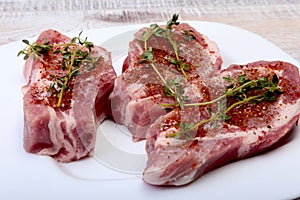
0;21;300;200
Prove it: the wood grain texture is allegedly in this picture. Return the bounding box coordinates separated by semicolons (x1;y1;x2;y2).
0;0;299;62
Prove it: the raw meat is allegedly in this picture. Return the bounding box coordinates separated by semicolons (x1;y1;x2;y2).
143;61;300;186
110;23;223;141
22;29;116;162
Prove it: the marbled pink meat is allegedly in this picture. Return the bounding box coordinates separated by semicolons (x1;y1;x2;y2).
22;29;116;162
110;23;222;141
143;61;300;185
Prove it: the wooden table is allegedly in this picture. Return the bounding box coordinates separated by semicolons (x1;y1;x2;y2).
0;0;299;62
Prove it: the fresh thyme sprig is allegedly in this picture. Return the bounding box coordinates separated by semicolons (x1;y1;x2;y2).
166;73;283;139
139;14;284;140
141;13;191;79
141;23;165;50
166;121;194;139
163;78;190;109
140;47;189;109
18;31;97;108
163;73;282;108
164;15;190;79
166;13;180;29
17;39;51;60
139;14;195;109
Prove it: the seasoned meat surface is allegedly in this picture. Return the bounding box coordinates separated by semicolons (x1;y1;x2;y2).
22;29;116;162
110;23;222;141
143;61;300;186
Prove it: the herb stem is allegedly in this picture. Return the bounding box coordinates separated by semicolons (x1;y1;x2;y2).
169;93;264;138
144;36;148;51
53;43;77;48
18;31;96;109
166;73;282;139
184;95;225;107
56;46;77;107
162;79;260;108
149;63;179;101
225;94;263;113
144;38;147;51
143;31;153;51
149;63;167;86
166;30;189;79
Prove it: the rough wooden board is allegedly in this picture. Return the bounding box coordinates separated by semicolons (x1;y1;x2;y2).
0;0;299;61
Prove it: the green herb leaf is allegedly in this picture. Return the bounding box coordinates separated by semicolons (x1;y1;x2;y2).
223;76;233;82
272;74;279;85
166;13;180;29
182;30;196;41
140;47;154;63
166;121;195;139
18;31;98;108
22;39;30;45
166;73;284;140
237;74;247;84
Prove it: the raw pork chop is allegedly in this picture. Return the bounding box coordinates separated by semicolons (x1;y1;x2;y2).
22;29;116;162
110;22;223;141
143;61;300;186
